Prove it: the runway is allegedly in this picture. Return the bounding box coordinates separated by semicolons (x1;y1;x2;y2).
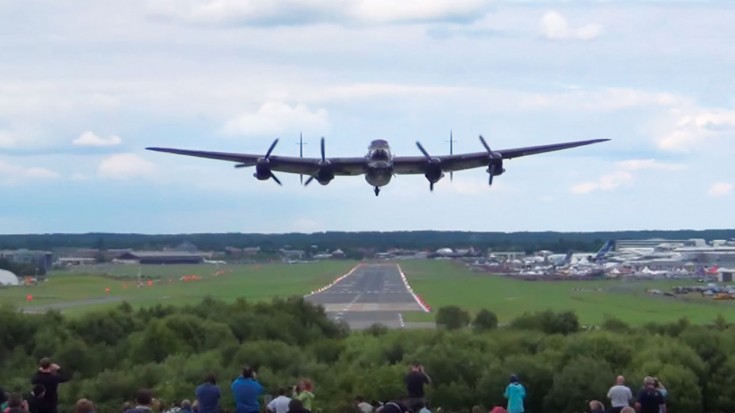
305;263;432;329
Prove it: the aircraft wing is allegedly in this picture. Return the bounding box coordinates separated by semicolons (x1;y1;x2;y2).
392;138;609;174
145;147;367;176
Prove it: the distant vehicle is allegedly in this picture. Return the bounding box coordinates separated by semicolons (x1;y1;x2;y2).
147;135;609;196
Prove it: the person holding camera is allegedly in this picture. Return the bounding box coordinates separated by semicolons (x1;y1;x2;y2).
30;358;69;413
231;367;264;413
291;380;314;411
404;362;431;412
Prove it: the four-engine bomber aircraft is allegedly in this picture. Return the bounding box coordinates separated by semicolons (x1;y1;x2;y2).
147;135;609;196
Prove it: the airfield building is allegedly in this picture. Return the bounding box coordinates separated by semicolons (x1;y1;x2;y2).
0;269;19;286
0;249;53;274
114;251;205;265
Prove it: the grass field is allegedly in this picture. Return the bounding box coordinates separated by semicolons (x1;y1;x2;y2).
0;261;358;315
399;260;735;325
2;259;733;326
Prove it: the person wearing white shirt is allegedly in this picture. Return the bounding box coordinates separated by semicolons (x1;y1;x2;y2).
355;396;373;413
607;375;633;413
266;389;291;413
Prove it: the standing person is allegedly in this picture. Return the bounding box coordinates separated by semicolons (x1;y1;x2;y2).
3;393;28;413
587;400;605;413
266;389;291;413
74;399;95;413
607;375;632;413
196;374;221;413
179;400;194;413
503;375;526;413
354;396;373;413
404;362;431;412
653;378;667;413
634;377;666;413
30;358;69;413
292;380;314;412
123;389;155;413
231;367;264;413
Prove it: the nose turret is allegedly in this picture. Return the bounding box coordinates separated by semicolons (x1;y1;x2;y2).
372;148;390;160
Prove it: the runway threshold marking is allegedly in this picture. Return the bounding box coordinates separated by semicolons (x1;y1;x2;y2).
334;293;363;319
304;263;364;297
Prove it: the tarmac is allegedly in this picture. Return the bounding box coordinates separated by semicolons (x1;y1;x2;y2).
305;263;435;329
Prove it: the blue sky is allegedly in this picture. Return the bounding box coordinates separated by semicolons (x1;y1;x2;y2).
1;0;733;234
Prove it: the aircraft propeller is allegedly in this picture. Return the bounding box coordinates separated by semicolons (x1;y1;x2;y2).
304;137;334;186
479;135;505;185
238;138;282;185
416;141;443;191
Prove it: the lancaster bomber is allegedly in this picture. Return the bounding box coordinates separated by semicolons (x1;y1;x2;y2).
147;135;609;196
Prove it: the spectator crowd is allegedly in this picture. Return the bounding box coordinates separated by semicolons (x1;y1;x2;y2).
1;358;668;413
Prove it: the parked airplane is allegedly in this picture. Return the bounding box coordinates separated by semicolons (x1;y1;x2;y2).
147;135;609;196
593;240;615;262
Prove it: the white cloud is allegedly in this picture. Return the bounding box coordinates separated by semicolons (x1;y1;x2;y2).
222;102;330;136
0;160;60;186
98;154;157;180
0;130;20;149
352;0;488;24
147;0;489;25
658;109;735;151
615;159;685;172
540;11;602;40
708;182;733;197
73;131;123;147
569;171;632;194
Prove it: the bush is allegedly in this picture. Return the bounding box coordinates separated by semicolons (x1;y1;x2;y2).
0;299;732;413
436;306;471;330
473;309;498;332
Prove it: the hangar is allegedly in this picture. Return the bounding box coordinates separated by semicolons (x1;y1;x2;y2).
114;251;205;265
0;269;19;286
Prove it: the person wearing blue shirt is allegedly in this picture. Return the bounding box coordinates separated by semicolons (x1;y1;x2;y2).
503;375;526;413
196;374;221;413
231;367;264;413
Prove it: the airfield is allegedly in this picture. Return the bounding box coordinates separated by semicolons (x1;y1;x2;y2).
304;263;432;329
2;260;735;326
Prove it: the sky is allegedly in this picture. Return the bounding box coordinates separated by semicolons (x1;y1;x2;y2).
1;0;733;234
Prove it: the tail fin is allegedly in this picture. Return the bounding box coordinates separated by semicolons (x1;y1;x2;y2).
594;240;614;261
564;250;573;265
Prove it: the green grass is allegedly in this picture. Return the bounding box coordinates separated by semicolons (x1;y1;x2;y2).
4;259;734;326
0;261;358;314
399;260;735;326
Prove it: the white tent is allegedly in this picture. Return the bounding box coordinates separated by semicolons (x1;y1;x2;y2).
0;269;20;286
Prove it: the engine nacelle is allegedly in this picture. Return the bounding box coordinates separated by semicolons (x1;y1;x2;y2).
487;158;505;176
424;162;444;183
316;170;335;185
254;161;271;180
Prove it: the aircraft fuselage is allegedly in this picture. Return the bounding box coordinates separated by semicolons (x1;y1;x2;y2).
364;139;393;190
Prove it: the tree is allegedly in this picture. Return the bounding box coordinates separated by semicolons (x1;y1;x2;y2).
543;356;613;413
473;309;498;332
436;306;471;330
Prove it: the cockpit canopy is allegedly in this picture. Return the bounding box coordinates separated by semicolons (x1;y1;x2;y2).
369;139;389;149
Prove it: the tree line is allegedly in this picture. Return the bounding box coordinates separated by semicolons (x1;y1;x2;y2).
1;229;733;253
2;298;735;413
